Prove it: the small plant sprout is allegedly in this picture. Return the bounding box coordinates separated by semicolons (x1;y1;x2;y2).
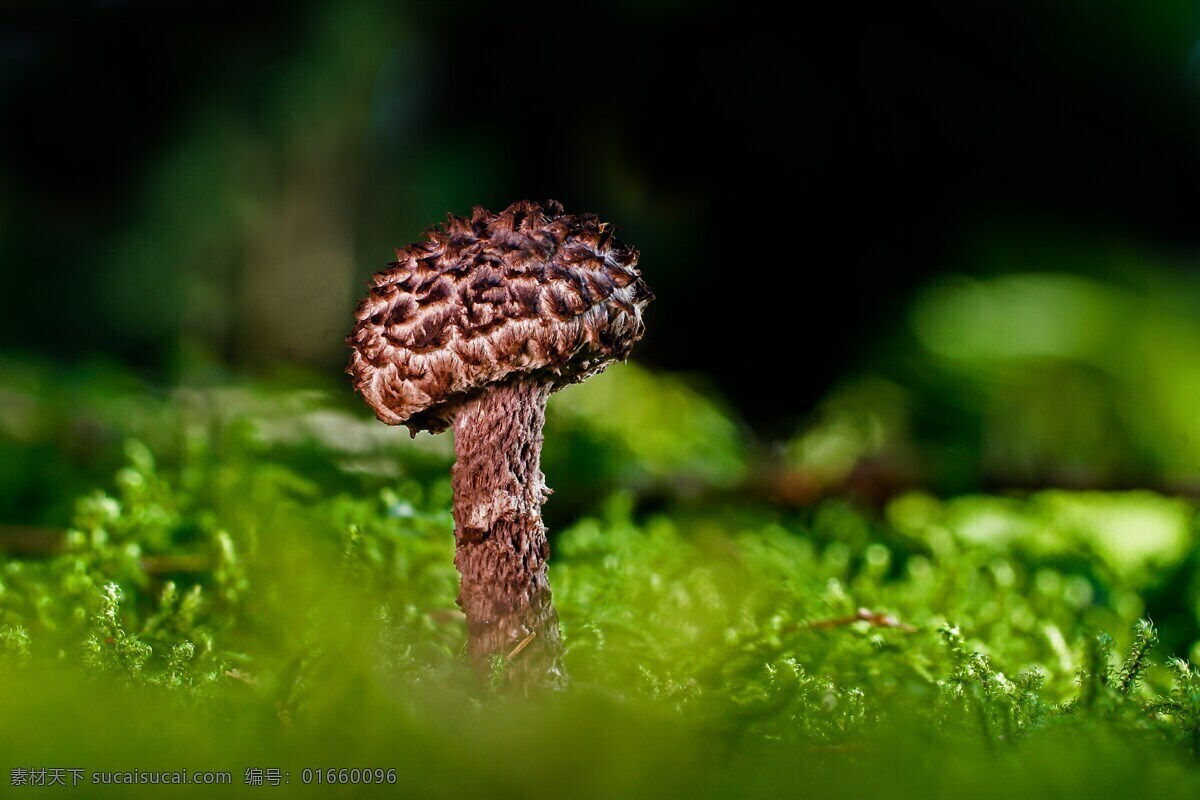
348;200;652;690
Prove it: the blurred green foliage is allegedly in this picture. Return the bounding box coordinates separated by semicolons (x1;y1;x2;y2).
786;256;1200;495
910;270;1200;483
4;360;1200;797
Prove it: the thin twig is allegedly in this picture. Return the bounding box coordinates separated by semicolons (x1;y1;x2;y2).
807;743;868;755
507;631;537;660
140;554;213;573
0;527;215;574
0;525;64;556
805;607;917;634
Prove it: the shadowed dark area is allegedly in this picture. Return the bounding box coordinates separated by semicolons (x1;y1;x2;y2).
2;1;1196;434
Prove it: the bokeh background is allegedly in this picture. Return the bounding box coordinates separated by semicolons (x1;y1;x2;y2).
3;0;1200;521
3;4;1200;795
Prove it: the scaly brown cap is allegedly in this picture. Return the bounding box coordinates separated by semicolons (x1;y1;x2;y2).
348;200;653;434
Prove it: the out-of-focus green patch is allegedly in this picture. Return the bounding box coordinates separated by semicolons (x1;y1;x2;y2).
780;251;1200;496
912;273;1122;363
547;362;748;491
903;267;1200;486
888;490;1192;585
784;377;913;490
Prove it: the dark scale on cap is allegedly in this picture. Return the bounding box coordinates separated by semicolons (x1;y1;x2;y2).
347;200;654;435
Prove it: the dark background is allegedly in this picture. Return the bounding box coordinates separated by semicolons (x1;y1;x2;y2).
1;0;1197;437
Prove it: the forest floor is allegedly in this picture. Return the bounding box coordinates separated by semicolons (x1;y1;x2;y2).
2;362;1199;798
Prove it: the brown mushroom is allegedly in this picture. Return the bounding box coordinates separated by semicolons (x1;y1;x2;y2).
347;199;653;690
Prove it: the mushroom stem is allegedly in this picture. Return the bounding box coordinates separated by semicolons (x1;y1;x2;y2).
451;379;565;691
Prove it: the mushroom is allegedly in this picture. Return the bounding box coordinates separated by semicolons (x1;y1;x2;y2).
347;199;653;690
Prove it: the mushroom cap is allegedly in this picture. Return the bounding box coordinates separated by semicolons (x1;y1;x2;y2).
347;200;654;434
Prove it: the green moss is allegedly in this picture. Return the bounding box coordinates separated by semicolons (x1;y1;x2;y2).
4;373;1200;797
